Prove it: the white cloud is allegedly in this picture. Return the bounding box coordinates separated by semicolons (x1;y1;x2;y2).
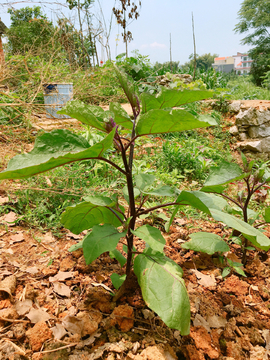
150;42;166;49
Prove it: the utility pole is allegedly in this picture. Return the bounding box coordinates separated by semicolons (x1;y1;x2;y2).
170;33;172;72
192;12;197;81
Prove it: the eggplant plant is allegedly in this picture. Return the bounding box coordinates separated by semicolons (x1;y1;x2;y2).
1;67;269;335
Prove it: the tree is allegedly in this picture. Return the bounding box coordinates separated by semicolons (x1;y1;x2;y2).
235;0;270;85
66;0;96;67
113;1;141;57
7;7;56;55
184;53;218;71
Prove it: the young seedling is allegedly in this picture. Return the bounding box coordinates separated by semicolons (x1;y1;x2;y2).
201;153;270;264
0;66;218;335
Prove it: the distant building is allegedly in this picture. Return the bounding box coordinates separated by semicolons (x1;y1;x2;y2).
212;56;235;73
233;52;253;75
212;52;253;74
0;18;7;64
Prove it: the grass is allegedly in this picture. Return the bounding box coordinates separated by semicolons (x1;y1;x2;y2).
228;76;270;100
2;72;270;233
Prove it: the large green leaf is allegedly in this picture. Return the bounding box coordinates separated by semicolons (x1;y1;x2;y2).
136;109;216;136
182;232;230;255
131;225;166;253
0;129;115;180
264;208;270;223
61;195;124;234
210;208;270;250
109;102;133;129
83;224;126;265
202;161;245;193
134;252;190;335
175;191;212;215
166;191;227;232
144;185;178;197
58;100;106;131
140;88;213;113
135;174;156;191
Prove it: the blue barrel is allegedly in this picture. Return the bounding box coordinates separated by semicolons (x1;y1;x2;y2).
43;83;73;119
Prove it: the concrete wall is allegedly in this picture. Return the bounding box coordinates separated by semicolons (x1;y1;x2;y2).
212;63;234;73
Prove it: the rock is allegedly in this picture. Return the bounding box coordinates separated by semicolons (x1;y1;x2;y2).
228;101;241;113
222;275;249;296
60;256;76;271
111;304;134;332
239;140;262;152
249;125;270;138
261;136;270;152
26;321;52;351
236;108;258;126
140;344;178;360
257;109;270;125
239;132;248;141
181;345;206;360
229;125;239;135
250;345;268;360
189;326;219;359
77;310;102;337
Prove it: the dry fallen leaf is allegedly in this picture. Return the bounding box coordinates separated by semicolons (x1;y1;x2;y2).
26;308;52;323
191;270;216;287
53;282;71;297
206;315;227;328
193;314;211;332
0;275;17;300
49;271;74;282
51;323;67;340
15;299;33;316
45;177;53;187
62;315;83;336
10;232;24;244
24;267;39;275
0;197;9;205
1;212;17;226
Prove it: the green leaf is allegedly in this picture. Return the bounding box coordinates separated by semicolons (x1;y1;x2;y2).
135;174;156;191
222;267;231;278
109;249;127;267
68;240;84;252
202;161;245;193
233;267;247;277
122;186;140;203
109;102;133;129
144;185;177;197
176;191;212;215
210;208;270;251
131;225;166;253
134;253;190;335
83;224;126;265
136;109;217;136
58;100;106;131
181;232;230;255
110;273;126;290
61;195;124;234
114;66;139;113
0;129;115;180
140;88;213;113
264;208;270;223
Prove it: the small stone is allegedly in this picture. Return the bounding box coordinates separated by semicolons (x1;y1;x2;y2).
26;321;52;351
228;101;241;113
229;125;239;135
236;108;258;126
60;257;76;271
239;140;262;152
111;304;134;332
239;132;248;141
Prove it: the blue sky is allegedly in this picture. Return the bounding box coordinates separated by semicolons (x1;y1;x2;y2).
0;0;250;64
